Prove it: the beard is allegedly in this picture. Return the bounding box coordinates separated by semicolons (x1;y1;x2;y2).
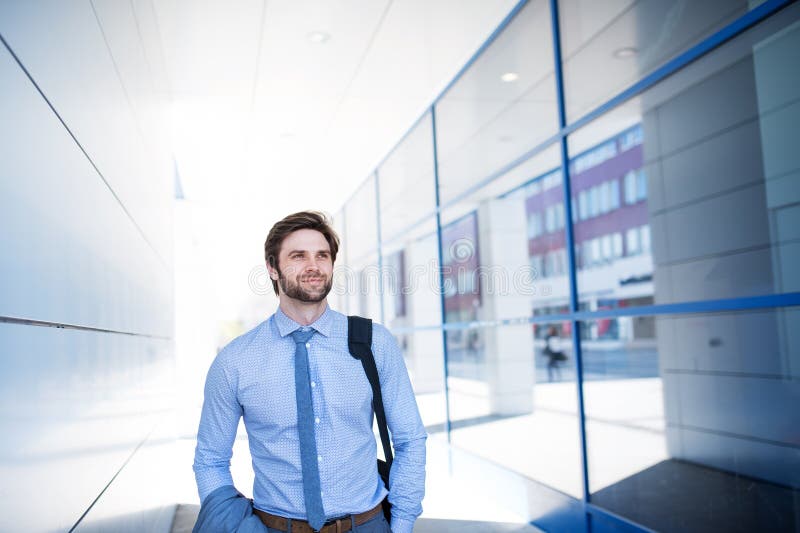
277;268;333;303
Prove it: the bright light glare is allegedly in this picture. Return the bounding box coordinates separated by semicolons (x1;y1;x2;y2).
500;72;519;83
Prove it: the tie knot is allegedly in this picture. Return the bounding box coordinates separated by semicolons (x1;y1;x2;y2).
291;329;315;344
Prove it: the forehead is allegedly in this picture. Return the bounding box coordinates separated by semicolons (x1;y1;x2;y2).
280;229;331;254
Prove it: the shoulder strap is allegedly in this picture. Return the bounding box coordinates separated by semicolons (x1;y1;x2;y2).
347;315;393;467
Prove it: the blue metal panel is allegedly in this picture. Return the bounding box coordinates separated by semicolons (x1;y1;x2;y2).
585;503;658;533
569;292;800;321
431;106;452;441
549;0;590;505
387;292;800;335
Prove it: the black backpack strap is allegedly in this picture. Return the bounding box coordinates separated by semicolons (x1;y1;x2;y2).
348;315;393;467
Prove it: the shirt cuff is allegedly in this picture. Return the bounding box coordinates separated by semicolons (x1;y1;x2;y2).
390;517;416;533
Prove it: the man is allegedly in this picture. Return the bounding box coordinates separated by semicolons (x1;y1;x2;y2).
193;211;427;533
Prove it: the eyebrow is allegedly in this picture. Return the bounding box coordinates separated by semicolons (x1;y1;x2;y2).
287;249;331;255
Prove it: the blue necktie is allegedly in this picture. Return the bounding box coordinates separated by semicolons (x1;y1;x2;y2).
291;329;326;530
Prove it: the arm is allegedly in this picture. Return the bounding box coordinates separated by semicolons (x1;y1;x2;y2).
193;353;242;503
374;326;427;533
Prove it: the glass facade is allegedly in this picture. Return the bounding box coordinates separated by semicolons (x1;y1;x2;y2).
332;1;800;531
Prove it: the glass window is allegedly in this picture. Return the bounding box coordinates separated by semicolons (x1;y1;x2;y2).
601;234;612;261
440;145;568;380
545;205;555;233
530;254;544;277
640;227;648;254
581;307;800;532
626;227;640;256
598;182;609;214
610;178;620;210
435;0;557;205
636;168;648;201
381;218;441;329
378;113;436;243
344;177;378;263
570;3;800;308
591;239;601;266
578;189;588;220
380;219;447;433
558;0;750;122
612;232;623;258
449;321;583;499
528;211;543;239
340;252;381;322
624;170;636;204
588;185;598;217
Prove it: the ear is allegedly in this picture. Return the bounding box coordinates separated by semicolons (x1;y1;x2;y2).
266;261;279;281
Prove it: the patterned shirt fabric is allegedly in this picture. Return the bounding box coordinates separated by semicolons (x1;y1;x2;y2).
193;305;427;533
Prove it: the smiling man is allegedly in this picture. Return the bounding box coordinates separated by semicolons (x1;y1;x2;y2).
193;211;427;533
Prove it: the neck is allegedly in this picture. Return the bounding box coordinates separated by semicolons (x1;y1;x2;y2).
279;297;328;326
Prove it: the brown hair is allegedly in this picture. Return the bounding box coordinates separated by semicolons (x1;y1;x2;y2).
264;211;340;295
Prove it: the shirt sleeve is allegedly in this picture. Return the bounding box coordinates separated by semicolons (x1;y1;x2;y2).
193;352;243;503
373;325;427;532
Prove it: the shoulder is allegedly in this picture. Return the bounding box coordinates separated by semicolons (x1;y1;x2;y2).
370;321;396;348
213;320;269;369
369;321;403;371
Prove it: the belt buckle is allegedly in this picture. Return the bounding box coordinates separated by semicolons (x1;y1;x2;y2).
321;517;347;533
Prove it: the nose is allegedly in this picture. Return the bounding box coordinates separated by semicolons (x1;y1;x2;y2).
305;256;321;272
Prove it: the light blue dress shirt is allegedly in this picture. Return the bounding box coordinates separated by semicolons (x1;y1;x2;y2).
193;305;427;533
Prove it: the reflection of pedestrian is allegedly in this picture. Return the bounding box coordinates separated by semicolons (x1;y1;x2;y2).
466;330;479;359
543;326;567;382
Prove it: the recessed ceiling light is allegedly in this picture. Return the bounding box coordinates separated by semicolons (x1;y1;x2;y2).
500;72;519;83
307;31;331;44
613;47;638;59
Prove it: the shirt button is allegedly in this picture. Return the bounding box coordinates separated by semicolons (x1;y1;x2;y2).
317;455;322;462
315;417;320;424
305;342;310;349
311;381;316;388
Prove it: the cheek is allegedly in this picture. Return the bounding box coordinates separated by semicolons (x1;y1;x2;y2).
282;264;301;277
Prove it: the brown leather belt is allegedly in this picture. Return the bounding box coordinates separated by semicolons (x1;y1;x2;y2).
253;502;382;533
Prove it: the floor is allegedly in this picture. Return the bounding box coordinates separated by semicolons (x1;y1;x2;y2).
170;503;542;533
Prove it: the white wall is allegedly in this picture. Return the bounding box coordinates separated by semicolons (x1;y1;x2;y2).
0;1;176;530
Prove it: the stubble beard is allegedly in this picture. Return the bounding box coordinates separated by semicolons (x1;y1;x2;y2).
277;268;333;303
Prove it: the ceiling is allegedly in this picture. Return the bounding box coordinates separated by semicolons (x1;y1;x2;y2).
158;0;518;214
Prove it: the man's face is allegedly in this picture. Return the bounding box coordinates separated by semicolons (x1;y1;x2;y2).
270;229;334;303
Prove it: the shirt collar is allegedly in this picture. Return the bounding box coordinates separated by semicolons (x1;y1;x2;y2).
274;304;333;338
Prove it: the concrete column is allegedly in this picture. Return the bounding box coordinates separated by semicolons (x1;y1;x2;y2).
478;195;535;415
